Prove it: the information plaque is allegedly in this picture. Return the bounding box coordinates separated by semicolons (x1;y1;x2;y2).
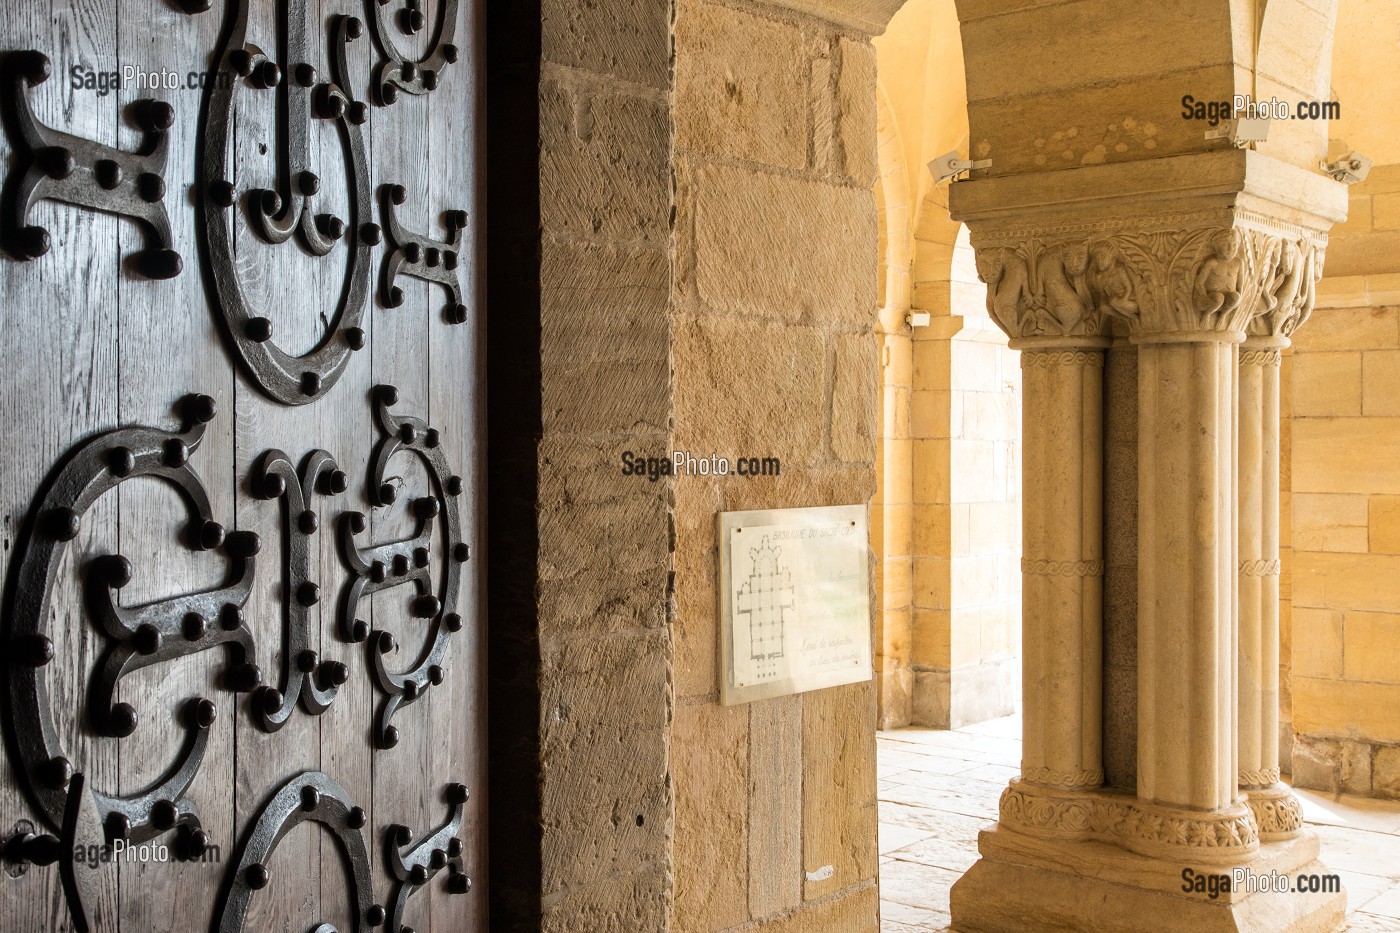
717;504;873;705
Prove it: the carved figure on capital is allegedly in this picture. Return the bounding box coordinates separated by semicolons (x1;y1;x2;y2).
1192;229;1246;322
974;239;1102;339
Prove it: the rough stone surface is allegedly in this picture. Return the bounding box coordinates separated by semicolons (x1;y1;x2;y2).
837;37;878;187
540;77;671;245
833;331;880;464
693;163;877;324
673;702;750;933
542;0;673;87
803;683;879;900
675;0;807;168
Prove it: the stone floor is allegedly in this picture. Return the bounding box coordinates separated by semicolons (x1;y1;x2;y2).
877;714;1400;932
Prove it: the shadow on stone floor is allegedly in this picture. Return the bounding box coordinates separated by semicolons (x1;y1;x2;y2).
876;714;1400;933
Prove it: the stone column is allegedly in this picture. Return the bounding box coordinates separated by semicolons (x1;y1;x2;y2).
1134;331;1242;812
1014;336;1108;792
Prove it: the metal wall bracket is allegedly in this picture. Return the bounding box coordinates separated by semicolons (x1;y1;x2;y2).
385;782;472;931
250;449;350;731
216;771;383;932
379;183;468;325
3;395;254;848
199;0;372;405
1;51;181;278
368;0;463;105
338;385;468;749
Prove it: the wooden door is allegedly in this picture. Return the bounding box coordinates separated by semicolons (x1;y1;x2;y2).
0;0;485;930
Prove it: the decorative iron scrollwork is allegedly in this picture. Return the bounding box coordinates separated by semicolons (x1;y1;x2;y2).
2;772;105;932
250;449;351;731
4;395;256;852
200;0;372;405
1;50;181;278
368;0;464;105
216;771;383;933
385;782;472;931
380;183;469;324
338;385;468;749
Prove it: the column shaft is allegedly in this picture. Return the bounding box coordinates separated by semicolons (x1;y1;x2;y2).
1017;341;1106;789
1136;338;1238;812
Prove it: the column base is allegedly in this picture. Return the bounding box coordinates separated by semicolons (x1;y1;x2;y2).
949;824;1346;933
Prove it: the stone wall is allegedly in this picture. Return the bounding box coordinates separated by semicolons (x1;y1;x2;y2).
1282;165;1400;801
670;1;881;931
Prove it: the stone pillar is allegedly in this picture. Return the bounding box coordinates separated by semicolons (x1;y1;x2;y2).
1134;332;1242;813
945;152;1348;933
1235;245;1315;839
1015;336;1108;792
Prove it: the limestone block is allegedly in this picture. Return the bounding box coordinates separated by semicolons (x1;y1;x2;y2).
1290;733;1340;791
540;79;670;244
541;860;671;933
912;556;951;611
911;606;950;669
911;503;951;555
878;502;912;558
693;164;877;324
1343;611;1400;684
748;696;803;919
833;332;879;464
673;313;825;467
751;883;878;932
541;238;671;436
881;384;910;439
911;439;951;504
1293;418;1400;494
909;389;952;440
539;631;672;896
1373;193;1400;231
1291;350;1361;416
1291;492;1368;553
675;0;806;168
959;4;1232;103
911;669;950;728
1295;307;1400;353
878;605;911;662
673;702;750;933
674;474;724;699
1293;676;1400;744
1293;550;1400;613
880;555;911;612
1374;746;1400;799
1289;608;1343;678
837;37;877;187
1362;349;1400;416
1371;495;1400;554
542;0;672;88
810;37;836;177
1333;194;1372;236
802;683;878;900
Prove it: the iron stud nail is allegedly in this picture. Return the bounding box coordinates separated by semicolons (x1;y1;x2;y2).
393;825;413;846
246;317;274;343
179;0;211;13
347;806;367;829
219;603;243;631
183;612;207;641
348;101;369;125
98;553;133;587
360;222;382;245
294;62;316;87
40;756;72;790
447;837;463;859
428;664;444;686
382;82;399;105
446;475;463;496
411;595;440;618
393;553;410;576
185;393;218;423
245;864;269;890
17;225;50;259
227;530;262;557
252;60;280;89
134;623;162;656
38;146;74;180
320;660;349;687
48;507;81;541
448;874;471;894
389;184;407;206
105;812;131;840
318;214;345;240
109;702;138;737
15;50;51;86
228;50;253;77
298;509;319;534
378;481;398;505
95;159;122;189
371;560;387;583
413;546;430;568
151;800;179;830
401;60;418;82
444;613;463;633
259;189;282;215
403;680;421;700
409;864;428;885
298;171;320;197
257;686;284;715
109;446;136;476
443;44;460;64
425;428;441;448
300;785;321;812
352;620;370;642
346;327;367;350
137;172;165;203
404;242;422;265
346;17;365;40
447;783;469;805
209;179;236;207
19;633;55;667
199;519;225;550
422;69;437;91
448;303;468;325
297;581;321;607
378;631;396;654
443;250;458;270
387;285;404;307
378;384;400;405
192;698;217;729
382;725;400;749
301;372;322;396
261;472;287;500
139;248;183;279
137;99;175;132
163;438;189;467
367;904;386;926
414;496;439;519
326;470;350;495
347;511;368;535
454;543;470;563
430;848;447;869
297;649;319;674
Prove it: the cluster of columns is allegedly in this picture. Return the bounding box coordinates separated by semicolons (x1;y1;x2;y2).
946;158;1346;931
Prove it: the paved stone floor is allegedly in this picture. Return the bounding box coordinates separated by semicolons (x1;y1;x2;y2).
877;714;1400;932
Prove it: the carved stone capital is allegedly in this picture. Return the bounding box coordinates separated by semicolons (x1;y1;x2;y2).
1242;784;1305;842
973;227;1326;341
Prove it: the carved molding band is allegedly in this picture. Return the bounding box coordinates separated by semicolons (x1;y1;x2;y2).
1021;351;1106;369
1243;785;1305;841
1238;559;1282;578
1020;766;1104;788
998;781;1260;865
1238;767;1282;789
974;226;1324;341
1240;348;1283;366
1021;559;1105;578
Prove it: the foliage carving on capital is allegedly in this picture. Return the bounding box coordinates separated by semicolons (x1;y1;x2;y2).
974;227;1326;339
